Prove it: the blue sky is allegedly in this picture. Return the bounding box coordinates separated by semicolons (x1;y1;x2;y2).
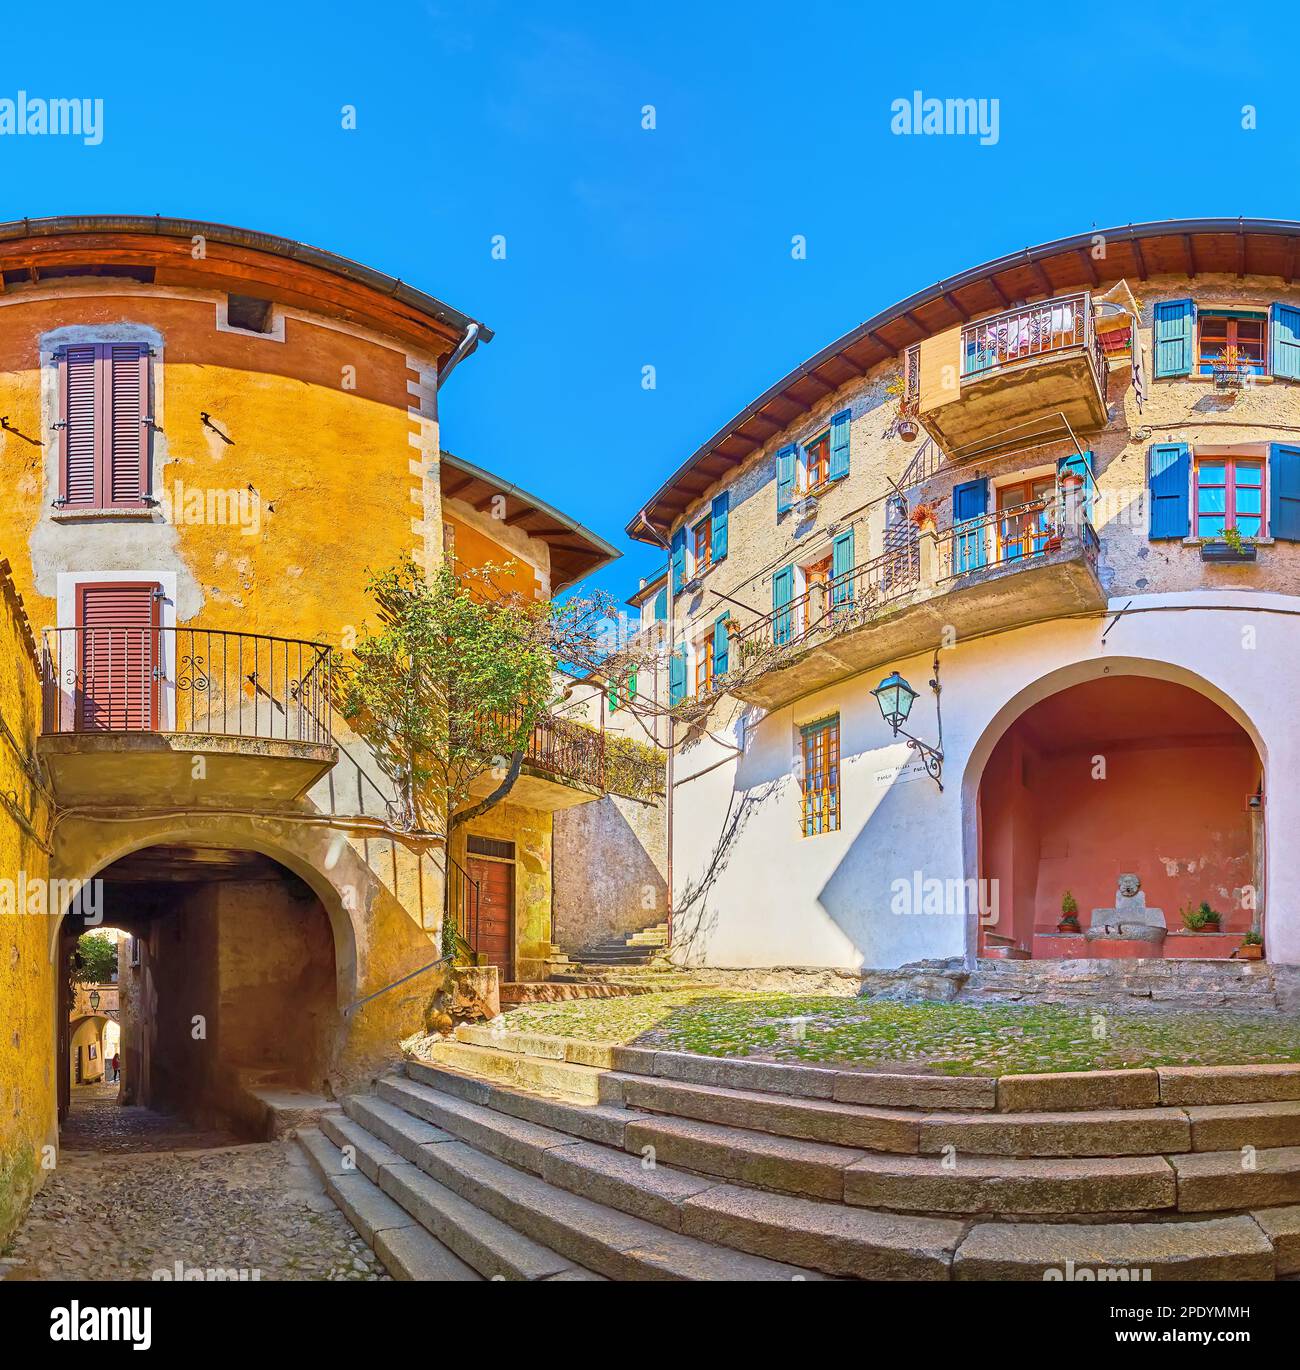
2;2;1292;602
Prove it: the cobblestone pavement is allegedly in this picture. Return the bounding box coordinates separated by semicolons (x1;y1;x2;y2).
1;1086;386;1281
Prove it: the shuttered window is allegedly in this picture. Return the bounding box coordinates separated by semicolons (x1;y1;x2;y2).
799;716;840;837
58;342;152;510
75;582;161;731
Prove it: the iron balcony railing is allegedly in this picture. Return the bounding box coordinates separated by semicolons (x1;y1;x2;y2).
960;292;1106;396
41;625;334;744
467;706;608;793
935;496;1098;581
447;854;480;954
727;545;923;664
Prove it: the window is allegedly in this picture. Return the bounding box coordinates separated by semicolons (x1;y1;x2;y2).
692;516;712;573
694;634;714;696
226;292;276;334
799;716;840;837
56;342;152;510
1195;458;1265;539
996;475;1056;560
804;432;831;491
1197;313;1266;377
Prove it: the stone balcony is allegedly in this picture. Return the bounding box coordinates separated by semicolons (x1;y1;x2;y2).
717;500;1105;713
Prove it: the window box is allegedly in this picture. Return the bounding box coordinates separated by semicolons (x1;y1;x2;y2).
1200;541;1257;563
1212;364;1249;392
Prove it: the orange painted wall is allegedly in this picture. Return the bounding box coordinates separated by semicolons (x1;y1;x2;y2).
980;683;1261;948
444;510;545;599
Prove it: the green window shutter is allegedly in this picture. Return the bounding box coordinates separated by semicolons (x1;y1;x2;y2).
1269;444;1300;540
776;444;797;514
607;680;619;712
669;649;686;706
711;491;729;560
1271;304;1300;381
670;527;686;593
713;612;730;677
653;586;667;621
829;409;851;480
1153;299;1194;378
772;565;794;645
1148;443;1190;539
627;670;638;701
831;528;855;604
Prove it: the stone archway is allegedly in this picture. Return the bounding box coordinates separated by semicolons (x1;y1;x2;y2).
960;657;1266;962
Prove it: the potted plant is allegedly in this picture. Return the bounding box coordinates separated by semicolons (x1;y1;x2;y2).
1236;930;1264;960
1212;343;1247;392
1198;900;1222;931
910;501;939;534
1180;903;1209;932
1057;891;1081;934
1201;524;1257;564
885;373;920;441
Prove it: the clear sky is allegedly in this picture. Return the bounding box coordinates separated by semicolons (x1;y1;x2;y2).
3;1;1293;601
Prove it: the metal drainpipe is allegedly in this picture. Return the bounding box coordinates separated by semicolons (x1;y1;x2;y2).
435;322;481;391
635;509;674;949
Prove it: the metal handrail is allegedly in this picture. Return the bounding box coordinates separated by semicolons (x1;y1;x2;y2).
41;624;334;743
447;854;480;954
934;495;1095;580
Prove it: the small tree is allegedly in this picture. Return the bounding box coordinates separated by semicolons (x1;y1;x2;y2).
72;932;117;986
337;557;640;834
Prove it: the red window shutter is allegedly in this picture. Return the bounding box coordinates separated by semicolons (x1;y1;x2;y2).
76;582;161;731
59;344;99;506
107;344;150;506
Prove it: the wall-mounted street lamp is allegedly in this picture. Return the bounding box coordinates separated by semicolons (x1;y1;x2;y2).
872;652;945;790
88;989;101;1011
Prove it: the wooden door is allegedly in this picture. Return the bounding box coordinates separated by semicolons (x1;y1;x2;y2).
468;856;514;981
76;582;161;730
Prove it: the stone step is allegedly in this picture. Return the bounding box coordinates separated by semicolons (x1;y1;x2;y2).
1187;1102;1300;1152
1173;1147;1300;1213
412;1041;604;1103
396;1128;826;1281
1158;1065;1300;1107
295;1127;482;1281
953;1215;1276;1281
917;1107;1192;1158
843;1153;1178;1215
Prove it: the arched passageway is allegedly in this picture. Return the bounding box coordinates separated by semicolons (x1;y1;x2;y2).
57;844;340;1138
976;674;1264;959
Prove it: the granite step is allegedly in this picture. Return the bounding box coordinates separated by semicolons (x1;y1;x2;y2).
1172;1147;1300;1213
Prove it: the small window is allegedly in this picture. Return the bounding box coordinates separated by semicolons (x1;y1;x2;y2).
226;292;276;334
805;432;831;491
799;716;840;837
1195;457;1265;540
694;634;714;696
129;936;140;967
692;517;712;573
467;835;515;859
1197;313;1266;377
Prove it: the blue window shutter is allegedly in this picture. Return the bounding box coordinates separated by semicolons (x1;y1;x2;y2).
1270;443;1300;540
952;478;988;573
1271;304;1300;381
1153;299;1194;378
772;565;794;645
711;491;729;560
1148;443;1190;539
831;528;855;604
776;444;797;514
653;585;667;621
829;409;851;480
713;612;730;677
1057;450;1096;522
669;649;686;706
670;527;686;593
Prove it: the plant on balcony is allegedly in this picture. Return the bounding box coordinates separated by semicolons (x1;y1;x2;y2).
336;558;639;837
1057;890;1080;933
909;502;939;534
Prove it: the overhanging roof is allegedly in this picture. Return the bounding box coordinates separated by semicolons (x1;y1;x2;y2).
0;214;491;355
440;453;619;593
626;217;1300;542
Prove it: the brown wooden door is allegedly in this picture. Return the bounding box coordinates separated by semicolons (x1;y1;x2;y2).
468;856;513;980
76;582;161;730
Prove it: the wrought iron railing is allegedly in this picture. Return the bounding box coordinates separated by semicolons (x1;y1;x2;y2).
960;292;1105;396
726;545;922;663
41;625;333;743
471;706;608;793
447;854;480;954
934;496;1096;580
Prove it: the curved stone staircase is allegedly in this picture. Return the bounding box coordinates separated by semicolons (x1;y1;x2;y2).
299;1029;1300;1281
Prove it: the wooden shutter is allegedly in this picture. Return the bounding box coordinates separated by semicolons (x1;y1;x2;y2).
831;528;855;605
952;478;989;573
1057;450;1096;522
1153;299;1194;378
772;565;794;645
107;344;150;505
653;585;667;621
75;582;161;731
1271;304;1300;381
829;409;851;480
712;613;730;677
1148;443;1191;539
670;527;686;594
668;649;686;706
1270;444;1300;540
776;444;797;514
59;345;99;506
710;492;729;561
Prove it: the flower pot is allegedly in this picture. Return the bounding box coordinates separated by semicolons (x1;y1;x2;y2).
1237;943;1264;960
1057;920;1080;934
1201;542;1257;564
897;417;919;442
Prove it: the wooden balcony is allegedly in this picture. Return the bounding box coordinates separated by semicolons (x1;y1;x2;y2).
914;294;1109;459
39;625;337;806
717;498;1105;712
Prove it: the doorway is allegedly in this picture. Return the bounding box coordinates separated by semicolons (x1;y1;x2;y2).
467;835;516;982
